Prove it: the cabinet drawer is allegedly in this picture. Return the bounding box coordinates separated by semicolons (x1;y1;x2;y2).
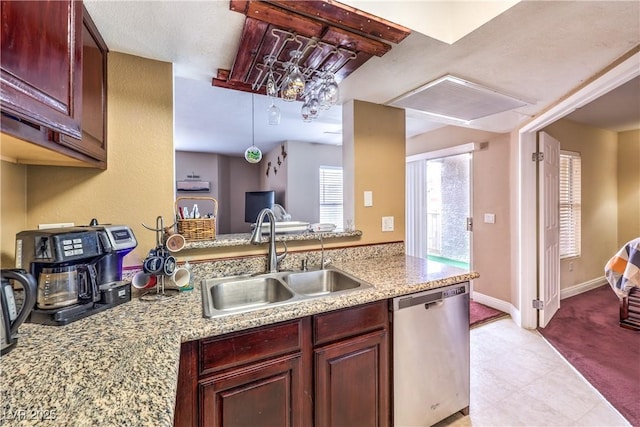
200;319;303;376
313;300;388;347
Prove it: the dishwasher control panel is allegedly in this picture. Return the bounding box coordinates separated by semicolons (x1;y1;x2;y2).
443;286;466;298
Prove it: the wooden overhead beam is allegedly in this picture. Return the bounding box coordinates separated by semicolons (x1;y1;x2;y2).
245;1;325;38
266;0;411;44
213;70;267;95
323;26;390;57
228;17;269;83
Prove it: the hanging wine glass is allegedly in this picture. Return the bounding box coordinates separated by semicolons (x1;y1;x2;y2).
301;99;312;122
318;83;331;110
325;73;339;105
309;96;319;119
266;70;277;98
281;74;297;102
287;50;305;95
268;99;281;125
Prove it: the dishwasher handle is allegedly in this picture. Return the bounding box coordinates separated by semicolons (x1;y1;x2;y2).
424;300;445;309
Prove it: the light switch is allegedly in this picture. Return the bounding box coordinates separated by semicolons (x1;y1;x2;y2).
382;216;394;232
484;213;496;224
364;191;373;207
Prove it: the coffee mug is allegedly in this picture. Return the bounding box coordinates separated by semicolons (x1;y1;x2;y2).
143;248;176;276
165;233;186;252
168;267;190;288
132;272;157;289
143;250;164;275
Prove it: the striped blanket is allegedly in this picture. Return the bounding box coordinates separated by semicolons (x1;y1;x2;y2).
605;238;640;298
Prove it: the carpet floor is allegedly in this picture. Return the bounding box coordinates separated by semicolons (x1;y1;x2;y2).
470;300;508;328
538;285;640;426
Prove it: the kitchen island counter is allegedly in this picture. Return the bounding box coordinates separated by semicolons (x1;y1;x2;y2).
1;254;478;426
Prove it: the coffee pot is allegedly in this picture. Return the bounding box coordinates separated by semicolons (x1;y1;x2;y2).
1;269;37;355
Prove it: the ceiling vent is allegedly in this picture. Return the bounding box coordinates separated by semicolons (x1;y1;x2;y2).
388;75;530;122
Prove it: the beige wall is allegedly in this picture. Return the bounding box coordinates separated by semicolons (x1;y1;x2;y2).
617;129;640;245
0;161;28;266
343;100;406;245
407;126;512;302
1;53;175;268
543;119;619;289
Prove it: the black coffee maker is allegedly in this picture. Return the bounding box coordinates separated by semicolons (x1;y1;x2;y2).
15;223;137;325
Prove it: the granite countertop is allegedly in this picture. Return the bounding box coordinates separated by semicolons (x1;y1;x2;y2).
0;255;478;426
183;229;362;249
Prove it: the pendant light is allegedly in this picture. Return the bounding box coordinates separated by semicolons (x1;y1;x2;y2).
244;94;262;163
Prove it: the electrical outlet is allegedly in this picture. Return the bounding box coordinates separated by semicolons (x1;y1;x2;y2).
382;216;394;232
569;261;574;272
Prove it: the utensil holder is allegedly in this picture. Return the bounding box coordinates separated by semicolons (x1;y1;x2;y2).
175;196;218;241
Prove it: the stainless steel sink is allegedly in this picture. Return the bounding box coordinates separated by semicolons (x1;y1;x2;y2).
202;268;372;318
283;269;365;296
208;276;294;313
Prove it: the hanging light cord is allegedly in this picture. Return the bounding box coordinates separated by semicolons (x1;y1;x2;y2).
252;93;255;147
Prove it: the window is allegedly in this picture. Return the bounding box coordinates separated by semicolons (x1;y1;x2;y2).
319;166;343;229
559;151;581;258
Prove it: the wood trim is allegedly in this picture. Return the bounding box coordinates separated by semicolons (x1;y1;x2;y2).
322;26;390;57
228;17;270;83
199;319;303;376
265;0;411;44
246;2;324;38
174;340;199;427
313;300;388;347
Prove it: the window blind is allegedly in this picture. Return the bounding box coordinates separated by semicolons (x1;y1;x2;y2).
559;151;581;259
319;166;343;229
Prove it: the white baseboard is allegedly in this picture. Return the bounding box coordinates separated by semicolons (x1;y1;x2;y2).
560;276;607;300
471;291;516;320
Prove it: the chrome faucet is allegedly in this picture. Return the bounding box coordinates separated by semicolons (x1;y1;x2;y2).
250;208;287;273
318;234;331;269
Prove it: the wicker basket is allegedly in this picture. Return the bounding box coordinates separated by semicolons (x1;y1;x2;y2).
175;196;218;241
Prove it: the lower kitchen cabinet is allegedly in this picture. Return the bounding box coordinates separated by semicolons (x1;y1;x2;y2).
314;330;389;427
174;300;390;427
200;354;305;427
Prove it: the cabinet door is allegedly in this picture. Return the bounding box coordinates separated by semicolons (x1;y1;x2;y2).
315;330;390;427
58;5;107;166
1;0;82;139
200;355;305;427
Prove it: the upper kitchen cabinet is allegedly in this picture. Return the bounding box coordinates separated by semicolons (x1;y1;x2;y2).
1;0;82;138
0;0;108;168
58;5;108;166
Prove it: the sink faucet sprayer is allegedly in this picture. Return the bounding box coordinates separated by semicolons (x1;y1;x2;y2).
250;208;287;273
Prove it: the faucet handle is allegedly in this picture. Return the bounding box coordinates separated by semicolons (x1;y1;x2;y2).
301;258;308;271
276;240;288;267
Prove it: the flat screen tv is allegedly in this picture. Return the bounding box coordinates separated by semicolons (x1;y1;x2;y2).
244;191;275;223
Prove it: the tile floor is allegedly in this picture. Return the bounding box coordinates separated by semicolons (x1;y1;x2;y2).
435;318;631;427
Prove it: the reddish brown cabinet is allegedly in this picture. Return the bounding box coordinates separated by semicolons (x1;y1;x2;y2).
175;318;313;427
1;0;83;139
313;301;390;427
58;5;108;166
175;300;390;427
200;354;305;427
0;0;108;168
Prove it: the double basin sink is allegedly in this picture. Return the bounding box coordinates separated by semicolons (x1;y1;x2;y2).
202;268;372;318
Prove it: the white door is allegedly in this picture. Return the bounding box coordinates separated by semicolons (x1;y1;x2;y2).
538;131;560;327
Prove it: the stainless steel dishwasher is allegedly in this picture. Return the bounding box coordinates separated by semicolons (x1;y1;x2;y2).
392;282;470;427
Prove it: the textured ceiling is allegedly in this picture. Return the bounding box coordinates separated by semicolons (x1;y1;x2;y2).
83;1;640;156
